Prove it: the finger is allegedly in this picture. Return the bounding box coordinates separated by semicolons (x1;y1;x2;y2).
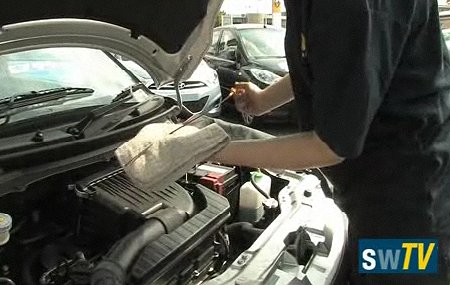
234;82;250;91
230;86;245;97
229;87;242;96
235;88;246;96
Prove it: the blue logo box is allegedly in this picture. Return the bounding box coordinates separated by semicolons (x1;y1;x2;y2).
358;239;438;274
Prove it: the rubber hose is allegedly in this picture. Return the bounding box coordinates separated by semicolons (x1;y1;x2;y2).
250;174;271;199
226;222;264;241
91;208;185;285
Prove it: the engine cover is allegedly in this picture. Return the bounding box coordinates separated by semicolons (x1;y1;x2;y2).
77;168;196;217
75;167;230;284
131;184;230;284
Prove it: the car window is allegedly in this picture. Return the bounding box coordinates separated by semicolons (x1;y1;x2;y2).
217;30;238;60
207;30;221;55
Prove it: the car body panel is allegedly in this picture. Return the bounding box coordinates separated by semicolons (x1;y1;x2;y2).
0;0;224;87
205;172;347;285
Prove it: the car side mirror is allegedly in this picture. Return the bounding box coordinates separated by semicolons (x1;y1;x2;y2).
225;48;237;61
234;49;242;67
227;47;242;68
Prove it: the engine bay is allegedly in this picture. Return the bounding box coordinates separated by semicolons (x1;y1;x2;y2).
0;160;293;285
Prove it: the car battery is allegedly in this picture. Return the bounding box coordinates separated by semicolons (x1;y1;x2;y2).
187;163;240;220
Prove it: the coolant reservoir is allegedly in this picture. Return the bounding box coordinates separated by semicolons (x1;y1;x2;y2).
0;213;12;246
239;171;271;223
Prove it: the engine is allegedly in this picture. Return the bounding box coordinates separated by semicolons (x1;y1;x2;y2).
0;162;235;285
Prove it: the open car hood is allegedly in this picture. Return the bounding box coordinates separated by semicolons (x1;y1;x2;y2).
0;0;223;86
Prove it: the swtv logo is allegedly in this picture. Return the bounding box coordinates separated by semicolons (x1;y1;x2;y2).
359;239;438;274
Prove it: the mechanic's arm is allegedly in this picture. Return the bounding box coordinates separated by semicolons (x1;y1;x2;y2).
235;74;294;116
213;132;344;170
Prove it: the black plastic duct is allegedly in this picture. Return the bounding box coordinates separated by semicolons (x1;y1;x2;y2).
91;208;186;285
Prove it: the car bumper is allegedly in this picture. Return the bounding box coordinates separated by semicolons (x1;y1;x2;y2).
204;87;222;117
205;172;348;285
151;84;222;117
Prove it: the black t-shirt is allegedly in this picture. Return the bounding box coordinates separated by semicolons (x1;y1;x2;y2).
285;0;450;236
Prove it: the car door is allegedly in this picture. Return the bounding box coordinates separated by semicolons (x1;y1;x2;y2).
205;29;244;98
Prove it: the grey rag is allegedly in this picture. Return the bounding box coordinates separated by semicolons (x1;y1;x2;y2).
115;116;275;191
115;122;230;191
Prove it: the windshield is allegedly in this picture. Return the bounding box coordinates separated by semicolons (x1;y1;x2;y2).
0;47;143;123
239;28;286;59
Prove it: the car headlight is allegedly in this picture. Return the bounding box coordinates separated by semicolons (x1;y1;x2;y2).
203;69;219;86
250;69;281;85
211;70;219;85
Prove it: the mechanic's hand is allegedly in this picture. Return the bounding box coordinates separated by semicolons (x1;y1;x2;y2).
233;82;267;116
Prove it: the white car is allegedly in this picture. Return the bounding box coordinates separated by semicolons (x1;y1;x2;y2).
119;58;222;117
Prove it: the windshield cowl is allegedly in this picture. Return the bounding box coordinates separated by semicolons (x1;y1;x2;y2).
0;87;95;114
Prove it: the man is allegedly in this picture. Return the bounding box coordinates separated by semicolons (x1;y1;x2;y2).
213;0;450;284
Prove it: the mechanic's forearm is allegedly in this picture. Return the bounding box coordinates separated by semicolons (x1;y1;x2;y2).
213;132;343;170
260;74;295;113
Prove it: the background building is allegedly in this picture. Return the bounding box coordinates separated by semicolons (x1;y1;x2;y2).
219;0;286;27
219;0;450;29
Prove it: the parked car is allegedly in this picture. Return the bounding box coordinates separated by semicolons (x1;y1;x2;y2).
0;1;346;285
118;57;222;117
205;24;297;125
443;28;450;48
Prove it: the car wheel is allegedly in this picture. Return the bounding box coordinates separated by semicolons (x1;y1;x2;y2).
241;112;254;125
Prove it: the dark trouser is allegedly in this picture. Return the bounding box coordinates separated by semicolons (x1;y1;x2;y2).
324;150;450;285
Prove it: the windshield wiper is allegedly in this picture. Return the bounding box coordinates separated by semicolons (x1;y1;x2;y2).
67;83;154;138
0;87;95;114
255;56;286;59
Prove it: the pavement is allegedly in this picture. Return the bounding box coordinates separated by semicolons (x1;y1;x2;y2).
219;113;298;136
